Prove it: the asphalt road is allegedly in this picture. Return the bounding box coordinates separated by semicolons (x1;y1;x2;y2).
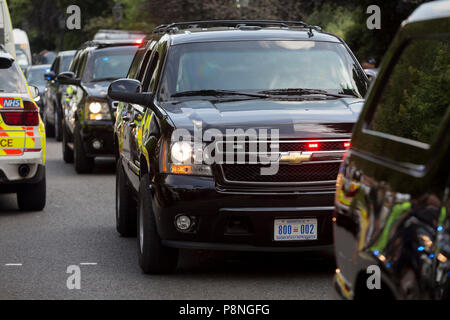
0;139;335;300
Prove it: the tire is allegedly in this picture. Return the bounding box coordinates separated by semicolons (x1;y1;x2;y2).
62;121;74;163
74;125;94;174
17;172;46;211
137;174;178;274
116;160;137;237
54;109;62;142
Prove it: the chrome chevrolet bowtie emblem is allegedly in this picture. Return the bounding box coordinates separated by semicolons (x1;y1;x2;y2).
279;151;312;164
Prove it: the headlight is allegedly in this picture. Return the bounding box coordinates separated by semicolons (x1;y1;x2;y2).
161;140;212;176
85;101;111;120
89;102;102;114
171;141;193;163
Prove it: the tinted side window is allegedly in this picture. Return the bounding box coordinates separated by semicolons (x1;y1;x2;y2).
127;48;146;79
368;38;450;146
142;52;159;92
69;51;82;74
76;51;89;78
137;48;153;82
51;57;59;73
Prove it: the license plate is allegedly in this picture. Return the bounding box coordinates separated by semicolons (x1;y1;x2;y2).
274;218;318;241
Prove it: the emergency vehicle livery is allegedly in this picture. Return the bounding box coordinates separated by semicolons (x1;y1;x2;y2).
0;49;46;211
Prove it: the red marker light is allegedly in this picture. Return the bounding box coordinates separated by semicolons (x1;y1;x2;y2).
135;39;143;45
307;143;319;150
344;142;351;148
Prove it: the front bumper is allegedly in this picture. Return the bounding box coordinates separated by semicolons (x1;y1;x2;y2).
80;120;114;157
152;174;335;251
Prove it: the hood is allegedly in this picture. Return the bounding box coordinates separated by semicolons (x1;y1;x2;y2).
162;98;364;140
82;80;112;99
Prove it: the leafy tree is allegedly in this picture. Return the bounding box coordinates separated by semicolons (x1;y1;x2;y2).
307;3;358;39
344;0;431;62
7;0;432;64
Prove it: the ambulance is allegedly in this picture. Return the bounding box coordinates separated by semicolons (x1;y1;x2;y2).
0;48;46;211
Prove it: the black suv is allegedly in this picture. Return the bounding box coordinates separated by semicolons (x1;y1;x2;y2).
109;20;368;274
58;40;138;173
42;50;76;141
334;2;450;300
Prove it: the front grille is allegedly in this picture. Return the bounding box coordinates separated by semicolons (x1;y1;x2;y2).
221;162;341;183
217;140;348;153
278;141;346;152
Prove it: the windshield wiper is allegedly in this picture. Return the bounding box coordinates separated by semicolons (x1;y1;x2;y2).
259;88;355;99
171;89;269;99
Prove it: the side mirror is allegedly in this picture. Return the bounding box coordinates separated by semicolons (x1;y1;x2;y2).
44;70;56;81
108;79;153;106
29;85;40;100
56;71;80;85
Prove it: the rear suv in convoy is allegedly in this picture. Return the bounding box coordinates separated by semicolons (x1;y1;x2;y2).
58;41;138;173
0;47;46;211
334;1;450;300
42;50;76;141
109;20;368;273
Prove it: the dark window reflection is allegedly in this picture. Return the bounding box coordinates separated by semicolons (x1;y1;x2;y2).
369;39;450;145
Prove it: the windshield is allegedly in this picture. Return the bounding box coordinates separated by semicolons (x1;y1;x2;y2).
16;50;29;68
60;54;75;72
0;61;28;93
82;46;138;82
160;40;367;101
27;67;49;86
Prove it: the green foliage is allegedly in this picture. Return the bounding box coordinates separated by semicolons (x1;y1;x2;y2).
343;0;431;62
370;39;450;144
8;0;115;52
6;0;431;63
120;0;154;32
307;3;358;39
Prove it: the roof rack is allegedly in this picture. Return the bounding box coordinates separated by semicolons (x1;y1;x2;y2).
152;20;322;36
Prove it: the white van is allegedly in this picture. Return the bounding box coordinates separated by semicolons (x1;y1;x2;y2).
13;28;31;65
0;0;15;57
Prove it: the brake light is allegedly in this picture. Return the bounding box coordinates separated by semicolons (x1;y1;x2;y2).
135;39;144;45
307;143;319;150
0;101;39;126
344;142;351;148
1;112;22;125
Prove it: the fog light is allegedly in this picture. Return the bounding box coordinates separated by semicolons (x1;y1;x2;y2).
92;140;102;150
176;215;191;231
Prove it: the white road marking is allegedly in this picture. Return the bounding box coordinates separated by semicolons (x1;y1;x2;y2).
80;262;97;266
5;263;22;266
